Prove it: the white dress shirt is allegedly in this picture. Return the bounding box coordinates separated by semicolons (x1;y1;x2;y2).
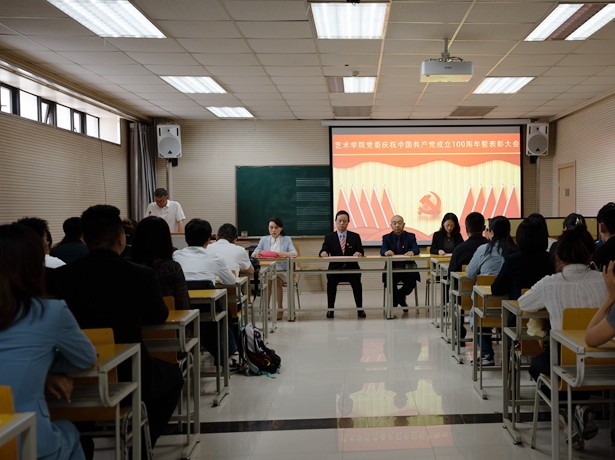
172;246;235;285
206;239;252;275
519;263;607;330
145;199;186;233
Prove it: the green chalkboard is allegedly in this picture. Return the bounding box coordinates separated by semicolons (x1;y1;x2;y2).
236;166;332;236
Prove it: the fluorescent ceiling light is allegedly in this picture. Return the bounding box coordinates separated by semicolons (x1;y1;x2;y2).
161;76;226;94
312;2;388;39
343;76;376;93
473;77;534;94
525;3;615;41
525;4;582;41
207;107;254;118
47;0;165;38
566;4;615;40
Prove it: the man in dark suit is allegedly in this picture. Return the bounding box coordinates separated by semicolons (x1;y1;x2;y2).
319;210;365;319
380;215;420;312
47;204;183;458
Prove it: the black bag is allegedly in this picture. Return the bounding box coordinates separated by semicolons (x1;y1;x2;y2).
241;323;281;376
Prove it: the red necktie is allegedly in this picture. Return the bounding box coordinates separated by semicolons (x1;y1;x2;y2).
339;233;346;253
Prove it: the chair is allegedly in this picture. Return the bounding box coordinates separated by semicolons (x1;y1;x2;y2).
0;386;17;460
283;242;302;310
530;307;615;451
49;328;153;460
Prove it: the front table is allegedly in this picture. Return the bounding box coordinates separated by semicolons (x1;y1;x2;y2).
286;255;432;320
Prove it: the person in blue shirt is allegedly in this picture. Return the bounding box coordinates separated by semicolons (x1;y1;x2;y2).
466;215;517;366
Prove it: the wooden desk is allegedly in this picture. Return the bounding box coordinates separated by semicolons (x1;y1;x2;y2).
550;330;615;460
188;289;229;406
286;255;432;320
449;271;473;363
0;412;36;460
255;259;282;332
49;342;141;460
472;285;508;399
142;309;200;459
501;300;549;444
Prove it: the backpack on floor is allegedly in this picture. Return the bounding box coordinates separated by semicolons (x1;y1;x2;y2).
241;323;281;376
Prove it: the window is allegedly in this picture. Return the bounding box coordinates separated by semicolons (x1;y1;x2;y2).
57;104;71;130
0;72;119;143
41;99;56;125
0;84;16;114
72;110;84;133
19;90;38;121
86;114;99;137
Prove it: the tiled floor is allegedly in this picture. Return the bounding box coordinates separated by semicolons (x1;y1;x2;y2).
96;287;615;459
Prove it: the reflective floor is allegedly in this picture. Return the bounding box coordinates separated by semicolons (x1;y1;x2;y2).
97;287;615;459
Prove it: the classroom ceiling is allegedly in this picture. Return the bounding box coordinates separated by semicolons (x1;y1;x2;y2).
1;0;615;122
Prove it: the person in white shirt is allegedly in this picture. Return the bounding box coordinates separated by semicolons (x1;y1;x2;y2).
173;218;237;363
208;223;254;277
15;216;66;269
145;187;186;233
519;225;606;446
173;218;235;285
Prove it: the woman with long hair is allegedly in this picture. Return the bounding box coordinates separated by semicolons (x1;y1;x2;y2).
131;216;189;309
430;212;464;255
0;223;96;460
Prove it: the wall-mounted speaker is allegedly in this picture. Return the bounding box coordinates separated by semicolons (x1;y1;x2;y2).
157;124;182;159
526;123;549;156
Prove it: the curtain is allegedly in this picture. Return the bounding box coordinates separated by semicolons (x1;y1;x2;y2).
129;122;156;221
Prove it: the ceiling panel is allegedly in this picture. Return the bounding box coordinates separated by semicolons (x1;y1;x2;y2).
0;0;613;121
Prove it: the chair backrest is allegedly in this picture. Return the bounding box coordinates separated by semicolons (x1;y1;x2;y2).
84;328;114;346
0;385;17;460
163;295;175;310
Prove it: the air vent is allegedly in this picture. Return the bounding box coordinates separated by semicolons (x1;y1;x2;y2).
333;106;372;118
450;106;496;117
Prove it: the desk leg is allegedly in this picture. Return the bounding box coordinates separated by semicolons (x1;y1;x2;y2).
213;297;230;406
386;260;394;319
550;338;560;460
132;348;141;460
288;261;296;322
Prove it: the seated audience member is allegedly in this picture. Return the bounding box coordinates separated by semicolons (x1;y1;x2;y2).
519;225;607;446
380;214;420;312
17;216;66;268
319;210;365;319
548;213;586;270
120;218;137;258
466;216;517;366
47;205;183;456
0;223;97;460
50;216;89;264
173;218;238;361
586;260;615;346
527;212;556;252
492;218;554;301
593;202;615;270
430;212;464;255
208;223;255;277
447;212;488;339
252;217;297;320
131;216;189;309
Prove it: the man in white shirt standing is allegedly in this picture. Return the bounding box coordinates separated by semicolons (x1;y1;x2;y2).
208;223;254;277
145;187;186;233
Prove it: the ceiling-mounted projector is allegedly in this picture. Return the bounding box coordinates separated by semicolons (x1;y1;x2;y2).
420;38;473;83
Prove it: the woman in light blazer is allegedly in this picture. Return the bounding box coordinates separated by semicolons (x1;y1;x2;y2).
252;217;297;320
0;223;96;460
